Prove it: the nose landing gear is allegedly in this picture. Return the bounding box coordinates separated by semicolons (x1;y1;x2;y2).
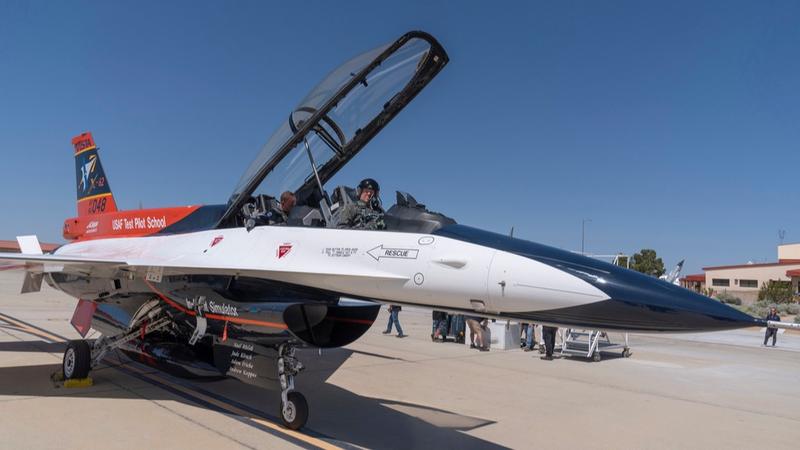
277;343;308;430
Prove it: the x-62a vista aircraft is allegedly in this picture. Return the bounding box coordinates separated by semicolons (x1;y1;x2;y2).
0;31;764;430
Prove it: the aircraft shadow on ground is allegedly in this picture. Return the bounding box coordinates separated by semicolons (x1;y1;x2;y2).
0;342;504;450
0;340;67;353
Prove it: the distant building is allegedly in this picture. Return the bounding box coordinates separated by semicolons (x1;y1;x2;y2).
680;274;706;293
0;240;59;253
681;243;800;302
787;269;800;299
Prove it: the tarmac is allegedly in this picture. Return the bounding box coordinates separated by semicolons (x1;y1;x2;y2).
0;270;798;450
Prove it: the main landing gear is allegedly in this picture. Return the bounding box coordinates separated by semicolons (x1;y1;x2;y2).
277;343;308;430
62;303;171;381
63;340;91;379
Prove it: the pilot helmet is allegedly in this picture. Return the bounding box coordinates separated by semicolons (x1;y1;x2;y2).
358;178;380;193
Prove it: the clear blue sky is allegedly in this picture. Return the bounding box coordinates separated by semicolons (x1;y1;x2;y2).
1;1;799;274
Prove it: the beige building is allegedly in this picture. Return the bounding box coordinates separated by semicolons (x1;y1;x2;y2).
691;243;800;302
788;269;800;298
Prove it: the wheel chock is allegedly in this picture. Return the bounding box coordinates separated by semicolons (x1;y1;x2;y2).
63;377;93;388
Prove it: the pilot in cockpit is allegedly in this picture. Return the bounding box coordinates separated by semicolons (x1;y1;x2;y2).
337;178;386;230
267;191;296;225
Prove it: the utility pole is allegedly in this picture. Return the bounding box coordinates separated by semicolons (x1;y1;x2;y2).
581;218;591;255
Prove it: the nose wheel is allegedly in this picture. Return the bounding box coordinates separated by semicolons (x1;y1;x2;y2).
277;344;308;430
280;391;309;430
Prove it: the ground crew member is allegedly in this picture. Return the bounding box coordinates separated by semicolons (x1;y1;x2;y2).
763;307;780;346
337;178;385;230
541;326;558;360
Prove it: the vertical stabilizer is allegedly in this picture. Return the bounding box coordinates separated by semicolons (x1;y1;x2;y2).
72;132;118;216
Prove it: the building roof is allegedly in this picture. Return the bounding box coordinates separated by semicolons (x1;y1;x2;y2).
681;274;705;282
703;260;800;271
0;240;60;253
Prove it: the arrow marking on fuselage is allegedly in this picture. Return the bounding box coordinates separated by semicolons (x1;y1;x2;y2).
367;245;419;261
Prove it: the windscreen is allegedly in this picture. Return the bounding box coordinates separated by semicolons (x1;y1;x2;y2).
220;31;448;224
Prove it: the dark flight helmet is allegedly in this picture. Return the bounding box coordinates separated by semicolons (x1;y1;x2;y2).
358;178;380;193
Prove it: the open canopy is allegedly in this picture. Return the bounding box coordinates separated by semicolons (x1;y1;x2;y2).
218;31;449;226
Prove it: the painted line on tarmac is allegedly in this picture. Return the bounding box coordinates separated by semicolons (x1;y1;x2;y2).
0;311;347;450
0;312;64;343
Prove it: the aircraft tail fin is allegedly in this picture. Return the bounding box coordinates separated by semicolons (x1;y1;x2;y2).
72;132;118;216
664;259;685;284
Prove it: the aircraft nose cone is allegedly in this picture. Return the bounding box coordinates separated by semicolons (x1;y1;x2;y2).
562;266;761;332
522;251;761;332
435;225;761;332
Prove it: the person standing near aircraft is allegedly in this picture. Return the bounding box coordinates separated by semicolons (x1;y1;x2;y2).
522;323;536;351
541;326;558;360
466;316;489;351
383;304;405;337
337;178;385;230
763;307;781;346
432;310;447;342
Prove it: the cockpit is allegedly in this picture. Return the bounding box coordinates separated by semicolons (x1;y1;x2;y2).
238;187;455;234
217;31;453;234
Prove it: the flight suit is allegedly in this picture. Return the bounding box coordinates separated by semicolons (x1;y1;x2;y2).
336;200;386;230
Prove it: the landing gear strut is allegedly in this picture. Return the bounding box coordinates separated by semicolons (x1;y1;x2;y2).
62;303;171;380
277;343;308;430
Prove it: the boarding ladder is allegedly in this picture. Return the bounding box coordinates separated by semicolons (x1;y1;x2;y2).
560;329;631;362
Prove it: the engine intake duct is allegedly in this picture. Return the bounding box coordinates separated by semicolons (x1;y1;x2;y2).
284;300;380;348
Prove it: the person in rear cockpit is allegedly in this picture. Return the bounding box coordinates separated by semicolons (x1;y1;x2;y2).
266;191;296;225
337;178;386;230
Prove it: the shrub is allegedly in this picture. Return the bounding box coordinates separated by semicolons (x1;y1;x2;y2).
716;291;742;305
746;301;770;318
757;281;793;304
785;303;800;315
795;315;800;324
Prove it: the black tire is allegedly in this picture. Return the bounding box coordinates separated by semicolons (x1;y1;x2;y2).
280;392;309;430
623;348;632;358
592;352;601;362
63;340;91;379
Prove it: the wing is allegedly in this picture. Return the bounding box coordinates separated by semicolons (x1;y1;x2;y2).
0;250;408;295
0;252;126;267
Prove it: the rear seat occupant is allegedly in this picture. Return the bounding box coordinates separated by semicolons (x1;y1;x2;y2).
267;191;296;225
337;178;385;230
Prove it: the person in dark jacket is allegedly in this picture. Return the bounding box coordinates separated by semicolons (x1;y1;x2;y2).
541;326;558;360
431;310;447;342
763;307;780;346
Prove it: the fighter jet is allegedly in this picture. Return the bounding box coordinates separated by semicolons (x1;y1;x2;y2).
660;259;685;285
0;31;783;430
